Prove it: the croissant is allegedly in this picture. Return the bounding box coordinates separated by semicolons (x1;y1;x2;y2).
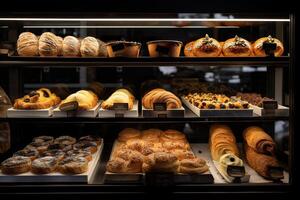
243;126;276;156
244;143;281;179
59;90;98;110
142;88;182;109
101;89;135;110
209;124;239;161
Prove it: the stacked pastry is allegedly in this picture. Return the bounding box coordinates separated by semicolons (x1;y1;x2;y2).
236;93;277;108
106;128;209;174
13;88;61;109
184;93;249;109
59;90;99;111
0;135;102;174
142;88;182;109
209;124;244;182
16;32;107;57
243;126;282;179
184;35;284;57
101;89;135;110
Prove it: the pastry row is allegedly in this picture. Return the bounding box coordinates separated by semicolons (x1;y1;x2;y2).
107;128;209;174
17;32;284;57
0;135;102;174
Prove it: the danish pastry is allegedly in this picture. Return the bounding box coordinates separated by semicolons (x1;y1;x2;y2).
80;36;107;57
31;156;58;174
161;129;186;142
13;88;61;109
179;158;209;174
192;34;221;57
13;147;39;161
253;35;284;57
38;32;61;56
62;36;81;57
222;35;252;57
17;32;39;56
54;136;76;146
1;156;31;174
141;129;163;143
73;141;98;154
40;149;65;161
142;152;179;173
78;135;102;146
66;149;92;162
118;128;141;142
184;41;195;57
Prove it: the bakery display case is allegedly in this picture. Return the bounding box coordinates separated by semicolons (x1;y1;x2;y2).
0;9;296;199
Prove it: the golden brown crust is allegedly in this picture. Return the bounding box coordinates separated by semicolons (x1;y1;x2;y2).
222;35;252;57
60;90;98;110
13;88;61;109
101;89;135;110
161;129;186;142
253;36;284;57
62;36;81;57
1;156;31;174
17;32;39;56
192;34;221;57
142;88;182;109
142;152;179;173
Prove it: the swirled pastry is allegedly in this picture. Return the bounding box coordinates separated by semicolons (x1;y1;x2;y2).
222;35;252;57
60;90;98;110
31;156;58;174
17;32;39;56
253;35;284;57
80;36;107;57
142;88;182;109
101;89;135;110
62;36;81;57
192;34;221;57
38;32;61;56
13;88;61;109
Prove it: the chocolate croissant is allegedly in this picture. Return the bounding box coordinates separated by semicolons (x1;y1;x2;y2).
142;88;182;109
244;143;281;179
243;126;276;156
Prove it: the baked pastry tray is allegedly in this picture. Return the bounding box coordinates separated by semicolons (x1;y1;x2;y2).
52;102;101;117
0;140;104;183
7;107;54;118
142;106;185;118
181;97;253;117
99;100;139;118
104;141;214;184
195;144;289;184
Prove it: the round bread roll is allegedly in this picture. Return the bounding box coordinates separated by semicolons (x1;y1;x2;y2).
80;36;107;57
222;35;252;57
38;32;60;56
193;34;221;57
62;36;81;57
56;36;63;56
17;32;39;56
253;35;284;57
184;41;195;57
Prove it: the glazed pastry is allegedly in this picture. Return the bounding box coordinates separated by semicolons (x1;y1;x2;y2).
184;92;249;109
243;126;276;156
142;88;182;109
244;143;282;179
222;35;252;57
125;138;150;153
32;136;54;144
101;88;135;110
73;141;98;154
58;156;88;174
1;156;31;174
40;149;65;160
54;136;76;146
118;128;141;142
192;34;222;57
31;156;58;174
62;36;81;57
184;41;195;57
13;147;39;160
172;149;195;161
141;129;163;143
17;32;39;56
60;90;98;110
13;88;61;109
66;149;92;162
253;35;284;57
160;129;186;142
209;124;240;161
78;135;102;146
80;37;107;57
38;32;61;56
142;152;179;173
179;158;209;174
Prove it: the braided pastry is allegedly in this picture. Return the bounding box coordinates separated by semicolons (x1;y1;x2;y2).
222;35;252;57
253;35;284;57
179;158;209;174
1;156;31;174
31;156;58;174
142;88;182;109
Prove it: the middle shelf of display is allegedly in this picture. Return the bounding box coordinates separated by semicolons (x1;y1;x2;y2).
0;56;290;67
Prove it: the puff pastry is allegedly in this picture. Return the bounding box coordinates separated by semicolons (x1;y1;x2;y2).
59;90;98;110
101;89;135;110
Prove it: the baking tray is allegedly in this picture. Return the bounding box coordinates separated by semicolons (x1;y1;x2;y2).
193;143;289;184
52;102;101;117
181;97;253;117
0;139;104;183
7;107;53;118
104;141;214;185
99;100;139;118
